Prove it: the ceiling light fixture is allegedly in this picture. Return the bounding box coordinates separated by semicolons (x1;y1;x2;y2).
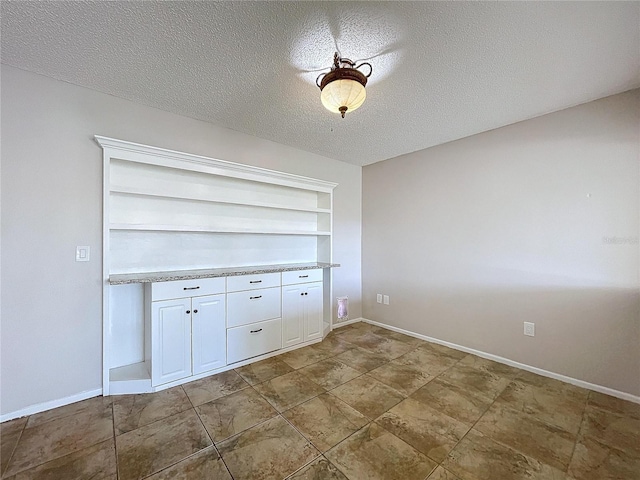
316;52;372;118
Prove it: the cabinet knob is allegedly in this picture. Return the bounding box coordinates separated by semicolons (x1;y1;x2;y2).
300;293;304;296
186;310;191;314
193;309;198;313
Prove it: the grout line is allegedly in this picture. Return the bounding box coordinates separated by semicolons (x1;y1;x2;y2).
111;401;120;480
1;417;28;479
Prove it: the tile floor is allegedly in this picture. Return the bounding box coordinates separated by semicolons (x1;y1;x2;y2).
2;321;639;479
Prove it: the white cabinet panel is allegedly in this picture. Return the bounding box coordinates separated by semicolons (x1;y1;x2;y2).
281;281;323;346
151;277;225;301
192;294;226;374
282;269;323;285
151;298;192;386
227;318;282;364
227;287;281;328
226;272;280;292
305;282;323;341
282;285;304;348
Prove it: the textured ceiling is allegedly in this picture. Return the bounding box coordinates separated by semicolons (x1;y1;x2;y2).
2;1;639;166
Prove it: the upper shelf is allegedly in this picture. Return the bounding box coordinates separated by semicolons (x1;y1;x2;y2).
110;185;331;214
109;223;331;235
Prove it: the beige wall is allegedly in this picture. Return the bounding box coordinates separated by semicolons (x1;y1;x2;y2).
0;65;362;416
363;90;640;396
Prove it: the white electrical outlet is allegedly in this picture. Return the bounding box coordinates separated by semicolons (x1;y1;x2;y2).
383;295;390;305
524;322;535;337
376;294;383;304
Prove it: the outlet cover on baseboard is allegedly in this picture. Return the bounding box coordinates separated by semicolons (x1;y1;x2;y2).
524;322;535;337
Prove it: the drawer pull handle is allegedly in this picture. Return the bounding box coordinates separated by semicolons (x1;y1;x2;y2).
183;286;200;291
250;328;263;333
299;275;309;278
250;295;262;300
249;280;262;284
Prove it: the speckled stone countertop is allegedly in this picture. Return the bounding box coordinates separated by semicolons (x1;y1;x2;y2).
109;262;340;285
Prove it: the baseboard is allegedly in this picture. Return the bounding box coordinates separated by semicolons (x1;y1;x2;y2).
363;318;640;405
1;388;103;423
332;317;364;329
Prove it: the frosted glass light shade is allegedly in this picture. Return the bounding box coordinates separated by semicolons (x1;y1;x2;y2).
320;79;366;116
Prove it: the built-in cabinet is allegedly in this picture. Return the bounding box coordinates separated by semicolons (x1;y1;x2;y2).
98;135;338;395
282;269;324;348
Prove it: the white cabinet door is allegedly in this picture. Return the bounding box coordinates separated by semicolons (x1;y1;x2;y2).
282;285;304;348
304;282;323;342
151;298;192;386
192;294;226;374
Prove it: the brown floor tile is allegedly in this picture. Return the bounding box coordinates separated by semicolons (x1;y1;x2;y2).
368;361;432;396
287;456;348;479
457;355;520;378
113;386;192;435
370;326;425;347
567;435;640;480
182;370;249;406
25;396;112;429
330;375;405;419
144;446;231;480
336;330;389;352
326;422;437;480
587;391;640;420
196;388;277;443
427;466;467;480
1;417;27;476
5;400;113;477
410;378;491;425
495;377;586;435
474;402;576;470
376;397;470;462
6;439;116;480
235;356;294;385
313;335;355;355
333;347;389;373
517;371;589;405
299;359;362;390
581;405;640;457
115;409;211;480
280;345;333;370
394;347;459;376
420;342;467;361
218;415;319;480
254;371;325;412
283;393;368;452
438;363;512;402
443;429;566;480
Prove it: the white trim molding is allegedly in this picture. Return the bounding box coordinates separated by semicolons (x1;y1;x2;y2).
362;318;640;405
332;317;365;329
0;388;103;423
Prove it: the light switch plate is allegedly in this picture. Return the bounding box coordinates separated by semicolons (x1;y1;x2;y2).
383;295;390;305
376;294;383;304
76;246;90;262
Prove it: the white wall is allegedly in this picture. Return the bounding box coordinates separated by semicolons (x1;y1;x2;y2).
0;65;362;416
363;89;640;397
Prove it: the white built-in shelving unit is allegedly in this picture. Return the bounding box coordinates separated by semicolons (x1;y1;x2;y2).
98;136;337;395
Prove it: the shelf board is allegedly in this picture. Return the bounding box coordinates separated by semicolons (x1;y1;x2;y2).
110;185;331;214
110;223;331;236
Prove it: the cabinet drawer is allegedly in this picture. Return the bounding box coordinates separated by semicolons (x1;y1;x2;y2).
227;272;280;292
282;269;323;285
227;286;281;328
227;318;282;364
151;277;226;301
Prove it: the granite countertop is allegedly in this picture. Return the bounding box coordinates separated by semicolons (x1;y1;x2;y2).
109;262;340;285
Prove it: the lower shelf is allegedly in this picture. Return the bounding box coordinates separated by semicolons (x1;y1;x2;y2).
110;362;152;394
